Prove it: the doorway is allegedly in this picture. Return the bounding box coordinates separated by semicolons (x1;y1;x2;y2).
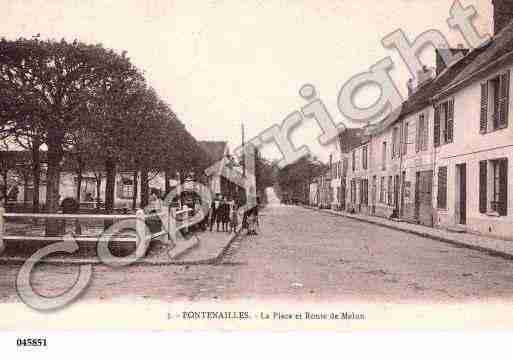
415;170;433;227
456;163;467;225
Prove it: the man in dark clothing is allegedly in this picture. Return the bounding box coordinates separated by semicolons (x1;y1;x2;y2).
210;194;221;231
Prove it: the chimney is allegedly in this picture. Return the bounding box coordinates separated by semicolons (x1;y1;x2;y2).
435;45;469;75
493;0;513;34
407;78;415;97
416;66;435;89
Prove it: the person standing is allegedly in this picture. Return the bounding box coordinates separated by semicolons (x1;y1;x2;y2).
228;198;238;233
210;194;221;231
217;196;227;232
221;197;231;232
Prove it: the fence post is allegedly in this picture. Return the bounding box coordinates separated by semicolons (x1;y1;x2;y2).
167;206;174;243
183;208;189;235
135;209;147;258
0;206;4;254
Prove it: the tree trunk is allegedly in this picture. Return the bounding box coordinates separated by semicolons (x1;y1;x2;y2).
31;139;40;213
165;169;171;195
2;171;8;206
140;168;149;208
132;170;138;210
75;157;83;203
105;158;116;213
104;158;116;230
95;176;102;210
23;176;29;203
45;131;64;235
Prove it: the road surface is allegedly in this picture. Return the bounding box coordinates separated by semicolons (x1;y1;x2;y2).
2;205;513;304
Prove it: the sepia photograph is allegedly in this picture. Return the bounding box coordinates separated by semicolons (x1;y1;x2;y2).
1;0;513;355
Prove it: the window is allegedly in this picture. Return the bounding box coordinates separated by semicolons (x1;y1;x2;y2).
361;179;369;205
481;71;510;133
118;175;135;199
382;142;387;170
437;166;448;209
392;127;399;158
434;99;454;147
362;145;368;170
350;180;356;203
352;151;356;172
380;176;385;203
416;113;428;152
480;159;508;216
342;158;348;177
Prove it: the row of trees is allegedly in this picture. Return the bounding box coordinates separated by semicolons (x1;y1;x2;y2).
0;37;210;221
276;155;328;203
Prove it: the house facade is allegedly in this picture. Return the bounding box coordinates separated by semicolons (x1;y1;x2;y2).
338;0;513;239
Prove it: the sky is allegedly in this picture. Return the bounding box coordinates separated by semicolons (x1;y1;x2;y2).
2;0;492;162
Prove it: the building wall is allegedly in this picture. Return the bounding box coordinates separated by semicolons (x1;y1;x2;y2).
309;182;318;206
434;64;513;238
17;170;167;209
339;62;513;239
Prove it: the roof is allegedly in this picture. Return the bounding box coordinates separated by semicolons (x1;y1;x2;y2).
198;141;228;165
368;22;512;136
436;20;513;99
338;128;369;153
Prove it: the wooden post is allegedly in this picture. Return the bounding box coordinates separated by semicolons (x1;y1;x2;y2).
168;205;174;243
183;208;189;235
135;209;147;258
0;206;5;254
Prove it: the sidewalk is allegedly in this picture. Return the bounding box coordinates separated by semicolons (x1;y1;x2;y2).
0;229;241;266
165;230;239;265
307;206;513;260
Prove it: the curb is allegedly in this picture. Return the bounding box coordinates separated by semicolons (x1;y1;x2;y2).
166;236;200;262
306;206;513;261
166;229;243;266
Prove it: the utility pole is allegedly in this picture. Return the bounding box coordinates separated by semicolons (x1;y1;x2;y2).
241;122;245;177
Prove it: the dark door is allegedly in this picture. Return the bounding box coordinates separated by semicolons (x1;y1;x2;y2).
371;176;377;214
394;174;400;212
415;170;433;227
459;164;467;225
340;178;346;210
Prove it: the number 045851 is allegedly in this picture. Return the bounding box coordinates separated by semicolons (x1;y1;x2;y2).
17;338;47;347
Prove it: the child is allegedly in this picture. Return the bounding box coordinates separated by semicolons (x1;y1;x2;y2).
229;199;238;233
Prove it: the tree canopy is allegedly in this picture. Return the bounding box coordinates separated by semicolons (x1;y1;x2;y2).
0;36;209;215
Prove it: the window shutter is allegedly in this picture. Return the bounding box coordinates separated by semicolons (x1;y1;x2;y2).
480;82;488;133
479;161;487;213
403;122;408;155
437;167;447;209
434;105;441;147
422;117;429;151
499;159;508;216
416;117;420;153
447;99;454;142
499;70;510;127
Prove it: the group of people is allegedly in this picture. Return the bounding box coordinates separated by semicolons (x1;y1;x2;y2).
208;193;260;236
209;195;238;233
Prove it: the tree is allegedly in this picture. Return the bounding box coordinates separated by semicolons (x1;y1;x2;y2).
0;39;135;223
277;155;327;202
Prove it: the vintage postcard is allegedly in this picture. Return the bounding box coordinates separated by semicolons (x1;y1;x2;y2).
1;0;513;348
